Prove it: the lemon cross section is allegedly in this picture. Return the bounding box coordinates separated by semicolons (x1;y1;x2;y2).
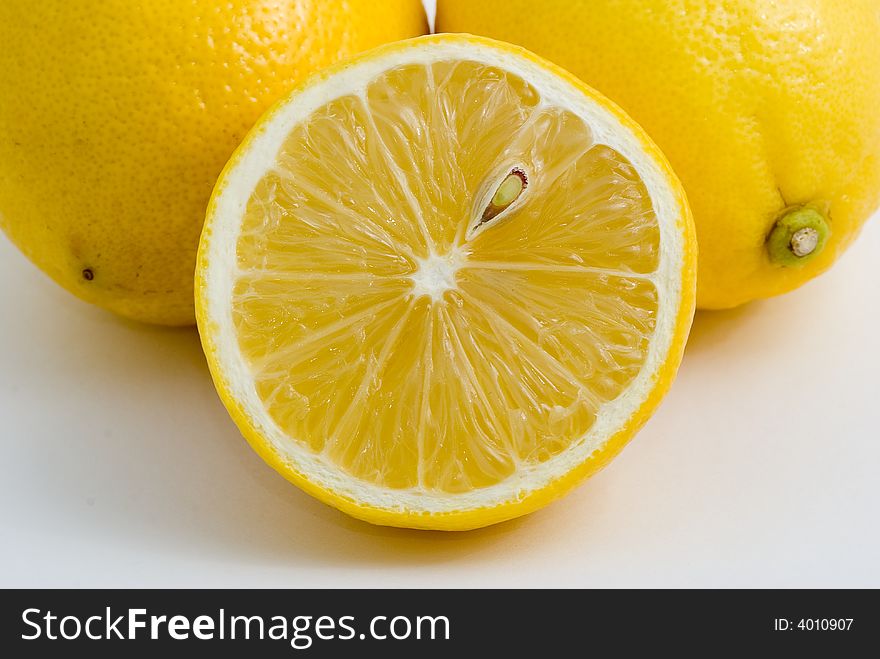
197;34;696;529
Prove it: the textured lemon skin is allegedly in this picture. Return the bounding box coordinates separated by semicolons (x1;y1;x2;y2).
437;0;880;309
0;1;427;325
195;34;697;530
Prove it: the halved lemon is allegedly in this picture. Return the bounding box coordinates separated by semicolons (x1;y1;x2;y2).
196;34;696;530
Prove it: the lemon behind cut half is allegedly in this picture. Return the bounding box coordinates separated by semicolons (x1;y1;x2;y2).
196;35;696;530
0;0;427;325
437;0;880;309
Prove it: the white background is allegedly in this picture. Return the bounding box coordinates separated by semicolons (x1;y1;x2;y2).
2;0;879;587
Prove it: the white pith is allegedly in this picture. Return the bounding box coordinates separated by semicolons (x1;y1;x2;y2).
201;39;685;514
409;248;464;301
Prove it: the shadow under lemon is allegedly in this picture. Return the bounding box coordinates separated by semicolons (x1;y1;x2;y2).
685;304;765;358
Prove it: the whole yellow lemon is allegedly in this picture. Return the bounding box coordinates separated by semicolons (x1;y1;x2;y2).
0;1;427;324
437;0;880;308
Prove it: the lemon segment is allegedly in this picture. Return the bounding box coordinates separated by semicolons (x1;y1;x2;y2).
197;35;696;529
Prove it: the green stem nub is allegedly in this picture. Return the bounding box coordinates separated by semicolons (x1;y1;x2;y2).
767;207;830;267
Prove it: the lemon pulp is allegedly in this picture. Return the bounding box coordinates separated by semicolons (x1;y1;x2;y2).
230;59;661;495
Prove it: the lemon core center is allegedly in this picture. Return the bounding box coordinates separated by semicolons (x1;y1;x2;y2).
410;249;463;301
